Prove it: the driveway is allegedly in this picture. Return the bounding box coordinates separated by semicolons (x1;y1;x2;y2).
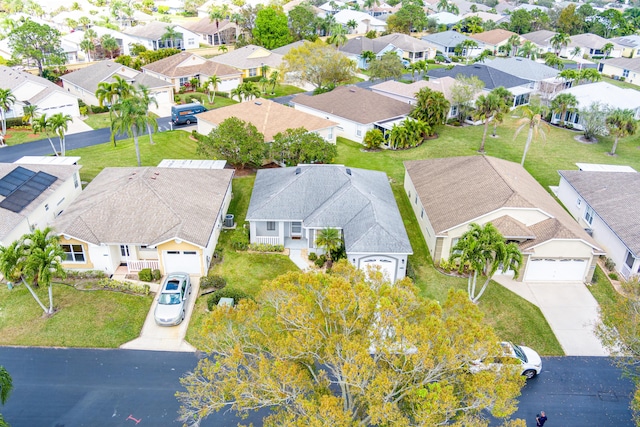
494;276;608;356
120;276;200;352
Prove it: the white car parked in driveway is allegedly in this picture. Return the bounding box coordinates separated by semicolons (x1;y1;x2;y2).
154;272;191;326
470;342;543;379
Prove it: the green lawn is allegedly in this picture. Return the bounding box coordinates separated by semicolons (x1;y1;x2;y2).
602;76;640;92
0;284;152;348
175;92;238;110
262;84;306;98
3;126;49;146
83;112;112;130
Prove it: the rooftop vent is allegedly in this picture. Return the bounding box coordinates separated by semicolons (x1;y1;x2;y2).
346;168;351;176
349;88;356;92
295;167;301;175
255;101;262;105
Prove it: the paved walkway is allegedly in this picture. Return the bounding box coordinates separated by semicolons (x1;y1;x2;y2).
288;249;310;271
68;116;94;134
120;276;200;352
494;275;608;356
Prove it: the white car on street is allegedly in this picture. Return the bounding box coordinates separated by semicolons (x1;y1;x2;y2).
470;342;542;379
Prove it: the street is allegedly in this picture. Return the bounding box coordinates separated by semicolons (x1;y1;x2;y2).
0;347;634;427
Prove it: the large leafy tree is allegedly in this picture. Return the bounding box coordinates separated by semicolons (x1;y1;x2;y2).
177;261;524;426
8;19;65;76
410;87;450;132
253;6;292;50
550;93;578;128
281;40;355;90
288;3;317;41
606;109;639;156
270;127;338;166
197;117;266;169
450;223;522;304
556;5;582;35
0;88;16;147
0;365;12;427
451;75;484;124
386;2;427;34
579;101;609;142
367;51;405;81
0;227;66;316
514;101;550;166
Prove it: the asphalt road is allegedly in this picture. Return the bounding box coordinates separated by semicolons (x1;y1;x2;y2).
0;347;634;427
0;116;175;164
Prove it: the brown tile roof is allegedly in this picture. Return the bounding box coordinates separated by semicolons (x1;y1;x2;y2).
197;98;338;141
291;86;412;124
469;29;519;45
491;215;535;239
404;156;602;251
54;167;234;247
142;52;241;78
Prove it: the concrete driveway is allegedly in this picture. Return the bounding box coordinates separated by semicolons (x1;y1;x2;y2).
494;276;609;356
120;276;200;352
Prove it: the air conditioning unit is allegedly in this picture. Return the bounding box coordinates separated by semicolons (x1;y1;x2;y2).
224;214;234;228
584;228;593;236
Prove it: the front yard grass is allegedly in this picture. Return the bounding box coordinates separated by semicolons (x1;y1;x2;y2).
2;126;47;146
601;76;640;92
175;92;238;110
0;284;152;348
83;112;112;130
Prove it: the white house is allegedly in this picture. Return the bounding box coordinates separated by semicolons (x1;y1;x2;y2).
246;164;413;283
333;10;387;34
123;21;199;51
557;165;640;280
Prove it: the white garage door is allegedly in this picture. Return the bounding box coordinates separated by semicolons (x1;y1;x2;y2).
362;257;397;282
163;250;201;275
525;258;588;282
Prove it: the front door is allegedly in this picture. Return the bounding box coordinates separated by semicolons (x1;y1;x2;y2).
120;245;130;266
291;222;302;238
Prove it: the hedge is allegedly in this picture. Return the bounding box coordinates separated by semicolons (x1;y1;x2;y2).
207;287;250;310
97;278;151;295
248;243;284;253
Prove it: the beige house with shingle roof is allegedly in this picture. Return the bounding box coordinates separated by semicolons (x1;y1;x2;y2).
469;29;520;55
291;86;412;144
142;52;242;92
212;45;283;78
196;98;338;143
55;166;234;276
404;156;604;282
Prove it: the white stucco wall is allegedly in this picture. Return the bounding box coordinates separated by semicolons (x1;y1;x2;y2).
404;170;438;259
293;103;369;143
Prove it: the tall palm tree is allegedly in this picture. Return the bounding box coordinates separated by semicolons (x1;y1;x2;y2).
100;34;119;59
569;46;581;60
25;239;66;314
135;85;158;145
32;114;58;156
458;39;478;64
361;50;376;68
550;32;570;56
0;88;16;147
550;93;578;127
507;34;521;57
450;222;522;303
328;24;348;48
518;40;538;60
410;87;450;131
21;104;39;128
239;82;260;101
268;71;279;94
111;97;155;166
230;86;242;102
475;93;504;152
514;102;550;166
558;69;578;85
437;0;449;12
601;42;614;59
315;227;343;262
95;76;132;147
346;19;358;34
489;86;513;137
162;25;182;49
578;68;601;85
80;37;95;62
49;113;73;156
606;109;639;156
206;74;222;103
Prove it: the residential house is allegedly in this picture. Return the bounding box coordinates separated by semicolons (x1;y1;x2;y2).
428;12;463;28
461;11;505;24
318;0;347;15
123;21;199;51
291;86;413;144
550;82;640;130
271;40;307;56
184;17;239;46
610;35;640;58
141;52;242;92
427;64;534;108
369;76;459;119
484;57;560;91
598;57;640;86
368;2;401;19
375;33;438;62
0;160;82;247
55;164;235;276
212;45;283;78
404;156;604;282
246;164;412;282
422;31;485;58
469;29;520;56
0;66;80;119
561;33;623;59
333;10;387;34
60;61;174;114
338;36;402;69
196;98;338;144
556;166;640;280
521;30;557;54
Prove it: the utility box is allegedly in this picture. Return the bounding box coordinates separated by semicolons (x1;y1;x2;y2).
224;214;234;227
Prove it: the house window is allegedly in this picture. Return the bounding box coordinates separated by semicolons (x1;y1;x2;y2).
421;208;424;218
57;197;65;206
584;206;594;225
249;68;257;77
62;244;85;262
267;221;276;231
576;198;582;207
414;195;418;204
45;204;49;211
179;77;189;86
73;173;79;188
626;251;635;269
451;238;461;255
450;105;458;117
120;245;130;257
623;69;630;78
188;38;195;44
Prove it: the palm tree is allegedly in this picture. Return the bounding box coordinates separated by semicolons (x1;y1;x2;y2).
507;34;521;57
111;97;156;166
410;87;450;131
135;85;159;145
361;50;376;68
437;0;449;12
0;365;12;405
32;114;58;156
558;69;578;85
514;102;550;166
346;19;358;34
162;25;182;49
239;82;260;101
100;34;119;59
458;39;479;64
475;92;504;152
218;44;228;54
328;24;348;48
489;86;513;137
449;222;522;303
230;87;243;102
606;109;639;156
601;42;614;59
518;41;538;60
80;37;95;62
550;32;570;56
25;239;65;314
268;71;280;94
544;54;564;70
95;76;132;146
49;113;73;156
579;68;601;85
569;46;581;60
206;75;222;103
473;49;492;63
388;123;410;149
0;88;16;146
315;227;343;262
550;93;578;127
21;104;39;128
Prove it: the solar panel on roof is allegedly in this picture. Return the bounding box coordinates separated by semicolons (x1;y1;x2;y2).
0;166;36;197
0;170;58;213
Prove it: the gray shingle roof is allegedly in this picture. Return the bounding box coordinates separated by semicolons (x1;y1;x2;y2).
427;64;532;89
291;86;412;124
374;33;437;53
0;66;73;105
484;57;559;81
600;57;640;73
339;36;392;55
54;167;234;247
123;21;181;40
422;31;478;48
559;170;640;255
521;30;557;47
246;165;412;254
61;60;171;93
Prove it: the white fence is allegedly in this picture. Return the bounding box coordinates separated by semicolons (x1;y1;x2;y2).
127;260;160;272
255;236;280;245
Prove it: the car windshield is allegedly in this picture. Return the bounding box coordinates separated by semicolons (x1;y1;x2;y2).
158;293;181;305
511;343;528;363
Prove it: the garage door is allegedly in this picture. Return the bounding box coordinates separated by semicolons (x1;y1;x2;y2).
163;250;201;275
524;258;588;282
362;257;397;282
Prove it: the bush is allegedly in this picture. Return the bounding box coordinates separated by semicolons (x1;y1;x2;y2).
200;274;226;290
138;268;152;282
604;257;616;272
60;269;106;280
230;228;249;251
5;117;24;128
97;278;151;295
207;287;250;310
315;254;327;267
247;243;284;252
79;106;88;116
426;59;436;64
308;252;318;261
406;258;416;281
609;273;619;281
90;105;109;114
152;269;162;281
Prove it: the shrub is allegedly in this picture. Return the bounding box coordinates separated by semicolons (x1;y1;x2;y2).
60;269;106;280
308;252;318;261
207;287;250;310
426;59;436;64
230;228;249;251
97;278;150;295
152;269;162;281
138;268;152;282
604;257;616;272
315;254;327;267
79;106;88;116
438;258;454;273
200;274;226;290
5;117;24;128
174;95;181;103
247;243;284;252
609;273;619;281
406;258;416;281
90;105;109;114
